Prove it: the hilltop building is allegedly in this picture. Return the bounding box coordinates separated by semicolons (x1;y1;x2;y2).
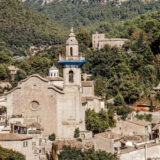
92;32;128;50
2;28;103;139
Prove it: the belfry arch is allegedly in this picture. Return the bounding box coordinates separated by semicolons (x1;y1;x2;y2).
69;70;74;83
70;47;73;56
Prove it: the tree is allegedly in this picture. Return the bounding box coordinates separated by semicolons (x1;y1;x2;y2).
0;145;25;160
0;64;8;80
116;106;132;120
48;133;56;141
74;128;80;138
85;109;109;134
58;146;118;160
156;92;160;101
114;93;125;106
119;81;140;104
15;70;27;81
76;29;91;47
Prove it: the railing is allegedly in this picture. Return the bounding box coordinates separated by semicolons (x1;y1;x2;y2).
59;53;85;61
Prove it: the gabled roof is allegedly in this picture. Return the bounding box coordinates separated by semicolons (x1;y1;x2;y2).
46;76;64;81
127;119;151;127
5;74;64;95
8;65;19;71
0;133;32;141
50;65;58;70
20;74;49;83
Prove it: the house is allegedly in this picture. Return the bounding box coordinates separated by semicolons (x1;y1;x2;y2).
112;119;152;139
92;32;128;50
0;133;34;160
93;131;122;153
8;65;19;75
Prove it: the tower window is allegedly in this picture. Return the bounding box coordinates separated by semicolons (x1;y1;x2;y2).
70;47;73;56
69;70;74;83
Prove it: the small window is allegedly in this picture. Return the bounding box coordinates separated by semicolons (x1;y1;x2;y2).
70;47;73;56
69;70;74;83
31;101;39;110
23;141;28;147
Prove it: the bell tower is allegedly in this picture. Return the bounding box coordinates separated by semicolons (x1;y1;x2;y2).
57;28;86;138
58;28;86;86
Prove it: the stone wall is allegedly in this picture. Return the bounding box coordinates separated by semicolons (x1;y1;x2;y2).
119;143;160;160
6;75;60;136
0;139;34;160
112;120;151;137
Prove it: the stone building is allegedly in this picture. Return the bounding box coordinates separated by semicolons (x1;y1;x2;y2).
0;133;34;160
4;28;102;139
93;131;122;153
92;32;128;50
112;119;152;139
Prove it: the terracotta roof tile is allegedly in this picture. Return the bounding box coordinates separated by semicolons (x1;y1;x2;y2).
82;81;93;87
95;131;122;140
127;119;151;127
0;133;32;141
46;76;64;81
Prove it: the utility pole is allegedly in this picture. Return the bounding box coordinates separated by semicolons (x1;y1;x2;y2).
145;127;147;160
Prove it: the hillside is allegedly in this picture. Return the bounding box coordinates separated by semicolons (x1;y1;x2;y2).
0;0;67;57
25;0;160;32
24;0;158;6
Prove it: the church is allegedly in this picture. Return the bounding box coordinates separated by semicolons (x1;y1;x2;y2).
4;28;104;139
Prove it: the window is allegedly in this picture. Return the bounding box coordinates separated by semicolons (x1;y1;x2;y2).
69;70;74;83
70;47;73;56
23;141;28;147
31;101;39;110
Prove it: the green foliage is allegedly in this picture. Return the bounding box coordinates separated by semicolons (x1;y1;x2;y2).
11;114;22;118
15;70;27;81
0;106;6;115
58;146;118;160
116;107;132;120
135;114;152;122
77;138;82;142
28;0;160;33
0;64;8;80
76;29;91;47
0;145;25;160
156;92;160;101
85;109;109;134
48;133;56;141
114;93;125;106
119;81;140;104
74;128;80;138
0;0;67;57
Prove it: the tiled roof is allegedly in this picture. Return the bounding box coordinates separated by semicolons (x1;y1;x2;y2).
152;124;160;130
50;65;58;70
99;38;128;42
82;81;93;87
0;133;32;141
95;131;122;140
127;119;151;127
46;76;64;81
82;97;87;104
8;65;19;71
120;135;145;144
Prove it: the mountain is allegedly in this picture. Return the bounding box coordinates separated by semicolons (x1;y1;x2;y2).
22;0;158;6
0;0;67;57
24;0;160;31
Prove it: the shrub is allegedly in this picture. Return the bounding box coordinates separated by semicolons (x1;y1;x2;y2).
74;128;80;138
48;133;56;141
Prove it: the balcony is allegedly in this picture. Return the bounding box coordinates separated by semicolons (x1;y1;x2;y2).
59;52;85;61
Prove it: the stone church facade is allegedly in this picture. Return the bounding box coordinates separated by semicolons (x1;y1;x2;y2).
5;28;103;139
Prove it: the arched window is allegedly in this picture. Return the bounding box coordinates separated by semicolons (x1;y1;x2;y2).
69;70;74;83
70;47;73;56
